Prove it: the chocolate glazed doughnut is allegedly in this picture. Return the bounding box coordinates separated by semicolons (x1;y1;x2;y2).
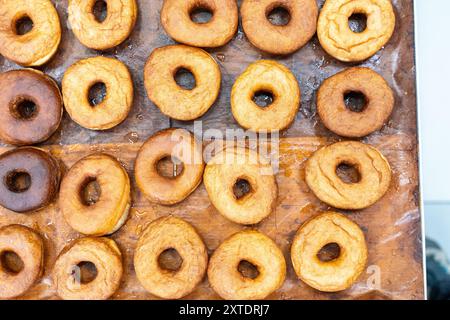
0;147;61;213
0;69;63;146
0;225;44;299
241;0;318;55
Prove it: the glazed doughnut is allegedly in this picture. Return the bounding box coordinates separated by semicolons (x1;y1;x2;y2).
0;69;63;146
59;153;131;236
68;0;137;50
0;147;61;213
317;0;396;62
317;67;395;138
62;56;133;130
0;225;44;299
134;128;204;205
134;216;208;299
0;0;61;66
204;147;277;225
231;60;300;132
144;45;221;121
291;212;368;292
305;141;391;210
208;230;286;300
54;237;123;300
161;0;238;48
241;0;318;55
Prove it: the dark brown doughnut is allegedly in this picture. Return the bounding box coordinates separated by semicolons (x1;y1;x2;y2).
0;69;63;146
0;147;61;213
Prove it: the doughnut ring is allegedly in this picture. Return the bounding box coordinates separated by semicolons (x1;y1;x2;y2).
161;0;238;48
62;56;134;130
208;230;286;300
231;60;300;132
203;147;278;225
0;147;61;213
144;45;221;121
59;153;131;236
291;212;368;292
317;0;396;62
0;0;61;66
305;141;391;210
317;67;395;138
134;128;204;205
68;0;137;50
54;237;123;300
0;225;44;299
134;216;208;299
241;0;318;55
0;69;63;146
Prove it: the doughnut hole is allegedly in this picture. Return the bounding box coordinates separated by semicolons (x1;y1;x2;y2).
14;15;34;35
252;90;274;108
92;0;108;23
233;178;253;200
79;177;101;206
348;12;368;33
5;171;32;193
72;261;98;284
344;91;368;113
266;6;291;26
156;156;184;179
317;243;341;262
10;99;38;120
158;248;183;272
189;4;213;24
336;162;361;184
174;68;196;90
238;260;260;279
88;82;107;107
0;250;24;274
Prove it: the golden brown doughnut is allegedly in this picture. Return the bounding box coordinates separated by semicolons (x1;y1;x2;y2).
305;141;391;210
208;230;286;300
134;216;208;299
231;60;300;132
204;147;277;225
62;56;134;130
161;0;238;48
53;237;123;300
144;45;221;121
0;0;61;66
0;147;61;213
0;69;63;146
317;67;395;138
59;153;131;236
68;0;137;50
241;0;318;55
0;224;44;299
134;128;204;205
291;212;368;292
317;0;396;62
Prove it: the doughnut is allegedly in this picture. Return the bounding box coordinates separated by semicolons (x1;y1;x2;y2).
134;128;204;205
134;216;208;299
144;45;221;121
161;0;238;48
291;212;368;292
317;0;396;62
231;60;300;132
59;153;131;236
0;225;44;299
62;56;134;130
204;147;277;225
241;0;318;55
317;67;395;138
0;0;61;66
208;230;286;300
53;237;123;300
68;0;137;50
0;69;63;146
305;141;391;210
0;147;61;213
